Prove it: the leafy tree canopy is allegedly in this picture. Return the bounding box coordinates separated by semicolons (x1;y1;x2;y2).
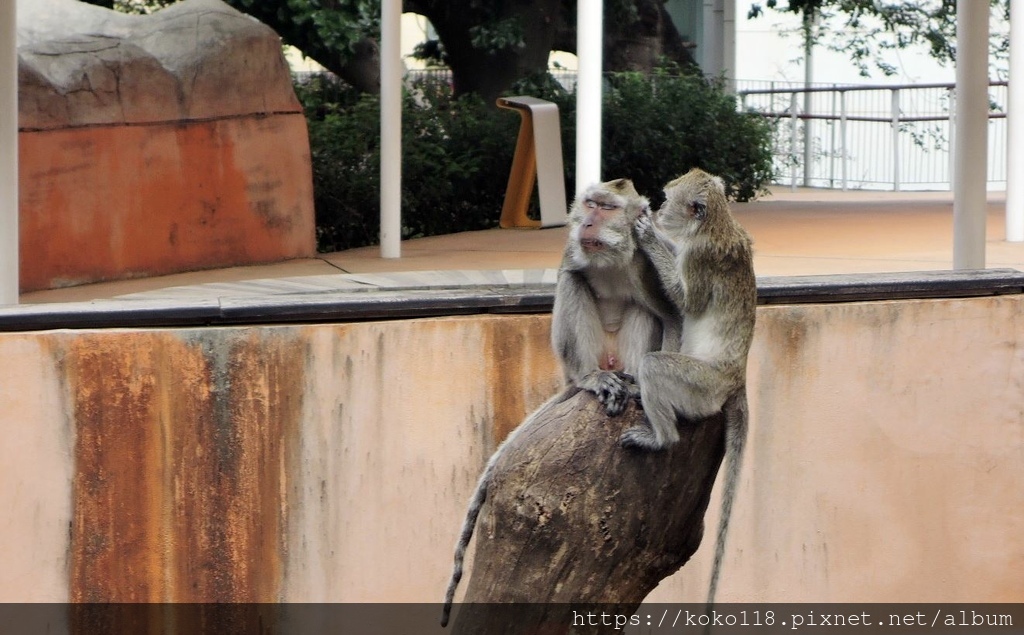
81;0;699;99
748;0;1008;78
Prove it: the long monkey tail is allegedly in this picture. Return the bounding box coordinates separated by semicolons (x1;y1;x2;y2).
440;389;575;627
440;464;492;628
707;388;749;608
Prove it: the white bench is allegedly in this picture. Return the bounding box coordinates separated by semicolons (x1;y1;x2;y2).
496;96;568;229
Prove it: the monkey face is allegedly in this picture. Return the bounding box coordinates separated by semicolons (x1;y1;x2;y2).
577;197;624;251
654;193;702;239
655;168;725;240
568;180;648;266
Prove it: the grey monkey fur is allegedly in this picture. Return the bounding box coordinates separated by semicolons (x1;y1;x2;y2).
623;167;757;608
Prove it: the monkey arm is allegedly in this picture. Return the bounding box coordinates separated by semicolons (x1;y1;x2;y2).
681;246;714;316
646;246;687;309
551;270;634;416
551;270;602;379
634;216;686;309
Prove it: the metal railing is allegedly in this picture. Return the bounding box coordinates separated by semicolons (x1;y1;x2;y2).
736;80;1008;191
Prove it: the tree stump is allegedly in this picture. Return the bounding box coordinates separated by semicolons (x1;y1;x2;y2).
449;388;726;634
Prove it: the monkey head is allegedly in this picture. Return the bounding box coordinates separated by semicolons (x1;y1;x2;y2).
567;178;650;268
654;168;729;241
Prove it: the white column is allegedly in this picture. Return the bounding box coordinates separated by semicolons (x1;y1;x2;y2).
0;0;17;304
379;0;401;258
802;9;814;188
702;0;723;76
575;0;602;191
722;0;736;91
1006;0;1024;242
952;3;988;270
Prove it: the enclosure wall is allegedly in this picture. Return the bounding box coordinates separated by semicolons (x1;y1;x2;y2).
0;295;1020;603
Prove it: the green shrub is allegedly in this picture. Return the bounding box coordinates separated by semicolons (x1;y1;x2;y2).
297;73;520;252
599;70;775;203
295;70;774;253
302;92;381;252
399;79;521;240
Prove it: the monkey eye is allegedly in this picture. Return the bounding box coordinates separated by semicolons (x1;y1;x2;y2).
584;199;621;211
692;202;707;220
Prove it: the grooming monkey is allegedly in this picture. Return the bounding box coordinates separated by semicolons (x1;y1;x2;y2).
621;168;757;607
551;178;681;411
441;179;679;627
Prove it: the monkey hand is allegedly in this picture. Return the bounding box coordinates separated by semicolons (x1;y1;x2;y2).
578;370;631;417
634;213;655;241
620;421;666;451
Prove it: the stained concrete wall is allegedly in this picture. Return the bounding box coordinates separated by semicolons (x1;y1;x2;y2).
0;296;1020;603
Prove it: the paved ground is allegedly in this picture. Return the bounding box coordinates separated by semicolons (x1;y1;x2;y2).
19;188;1024;304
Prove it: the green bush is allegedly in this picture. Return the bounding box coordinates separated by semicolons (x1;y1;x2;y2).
297;73;520;252
295;70;774;253
301;91;382;252
599;70;775;203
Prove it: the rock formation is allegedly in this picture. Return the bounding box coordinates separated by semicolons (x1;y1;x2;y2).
17;0;316;291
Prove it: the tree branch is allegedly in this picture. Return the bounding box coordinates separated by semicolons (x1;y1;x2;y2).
449;389;726;634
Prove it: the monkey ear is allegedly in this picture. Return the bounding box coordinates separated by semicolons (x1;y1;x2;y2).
711;175;726;195
609;178;639;198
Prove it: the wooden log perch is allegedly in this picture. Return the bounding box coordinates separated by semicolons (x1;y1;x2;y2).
450;388;726;635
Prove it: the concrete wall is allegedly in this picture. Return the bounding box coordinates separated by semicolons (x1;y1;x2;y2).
0;296;1020;603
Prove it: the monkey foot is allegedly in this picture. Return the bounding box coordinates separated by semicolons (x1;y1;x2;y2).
620;425;666;451
579;370;632;417
599;389;629;417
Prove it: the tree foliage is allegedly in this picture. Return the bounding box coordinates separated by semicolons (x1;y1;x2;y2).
223;0;383;93
404;0;697;101
600;69;774;203
85;0;699;98
748;0;1008;78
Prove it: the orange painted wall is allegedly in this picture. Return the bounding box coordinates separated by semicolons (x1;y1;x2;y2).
18;113;316;291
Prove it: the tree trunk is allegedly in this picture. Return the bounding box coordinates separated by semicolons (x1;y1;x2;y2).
412;0;564;102
449;388;726;635
333;37;381;95
604;1;699;73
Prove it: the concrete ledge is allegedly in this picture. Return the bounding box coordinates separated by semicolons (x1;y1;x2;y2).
756;268;1024;303
0;268;1021;332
